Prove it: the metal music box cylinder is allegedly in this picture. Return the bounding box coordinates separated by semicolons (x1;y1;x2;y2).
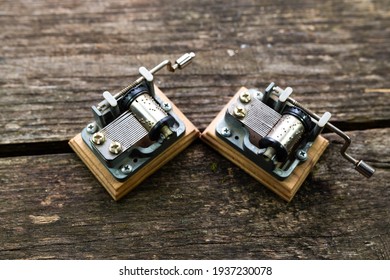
260;107;312;162
130;93;173;140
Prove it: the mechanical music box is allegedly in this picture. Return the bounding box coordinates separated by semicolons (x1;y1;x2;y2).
69;52;199;200
201;83;375;201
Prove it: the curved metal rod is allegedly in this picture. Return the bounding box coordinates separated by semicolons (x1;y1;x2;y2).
268;85;375;177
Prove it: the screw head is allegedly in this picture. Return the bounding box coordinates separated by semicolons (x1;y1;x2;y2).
239;91;251;103
233;106;246;119
109;141;122;155
86;122;97;134
221;127;231;137
296;150;308;161
121;164;132;174
254;90;263;100
162;102;172;112
91;132;105;145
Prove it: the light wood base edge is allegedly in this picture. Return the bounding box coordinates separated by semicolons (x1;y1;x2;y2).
200;87;329;202
69;86;200;201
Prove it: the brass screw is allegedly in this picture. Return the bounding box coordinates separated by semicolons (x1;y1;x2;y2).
233;106;246;118
239;91;251;103
91;132;105;145
109;141;122;154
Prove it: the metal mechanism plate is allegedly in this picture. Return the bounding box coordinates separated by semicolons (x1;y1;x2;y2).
81;94;186;181
91;111;148;161
228;96;281;138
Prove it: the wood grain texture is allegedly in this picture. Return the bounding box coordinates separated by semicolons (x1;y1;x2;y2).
0;128;388;259
0;0;389;145
0;0;389;260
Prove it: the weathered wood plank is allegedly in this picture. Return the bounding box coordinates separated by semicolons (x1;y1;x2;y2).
0;0;388;261
0;128;388;259
0;0;389;145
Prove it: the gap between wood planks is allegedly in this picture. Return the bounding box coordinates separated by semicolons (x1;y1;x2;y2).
0;120;388;158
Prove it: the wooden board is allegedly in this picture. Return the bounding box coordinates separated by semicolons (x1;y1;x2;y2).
69;86;199;200
201;87;329;201
1;0;389;146
0;128;388;259
0;0;388;260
